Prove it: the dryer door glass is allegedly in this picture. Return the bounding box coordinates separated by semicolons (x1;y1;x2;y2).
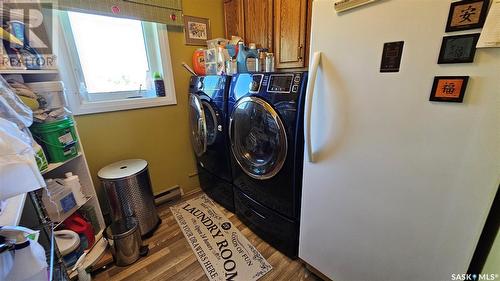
201;100;218;146
188;93;207;156
230;97;288;180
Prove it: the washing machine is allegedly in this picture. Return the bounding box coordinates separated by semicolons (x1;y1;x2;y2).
188;75;234;211
228;72;308;257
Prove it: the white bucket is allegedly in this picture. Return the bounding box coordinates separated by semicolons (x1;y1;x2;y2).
26;81;67;110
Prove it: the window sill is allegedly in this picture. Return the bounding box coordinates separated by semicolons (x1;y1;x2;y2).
72;96;177;115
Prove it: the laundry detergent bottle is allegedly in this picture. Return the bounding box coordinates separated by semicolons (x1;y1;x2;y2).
0;226;48;281
64;213;95;249
236;42;249;73
64;172;86;206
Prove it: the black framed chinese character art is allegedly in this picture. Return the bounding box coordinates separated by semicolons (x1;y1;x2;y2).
438;33;480;64
445;0;489;32
430;76;469;103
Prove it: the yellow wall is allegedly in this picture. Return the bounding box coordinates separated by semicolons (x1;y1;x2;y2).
75;0;225;210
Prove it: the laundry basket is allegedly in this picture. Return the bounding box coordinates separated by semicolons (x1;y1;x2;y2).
98;159;160;237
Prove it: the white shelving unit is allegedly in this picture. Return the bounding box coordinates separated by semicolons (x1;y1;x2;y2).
39;122;106;236
1;70;106;233
1;67;107;279
0;193;27;226
42;152;82;175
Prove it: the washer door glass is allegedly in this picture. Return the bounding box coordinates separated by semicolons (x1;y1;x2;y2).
201;100;218;146
188;93;207;157
230;96;287;180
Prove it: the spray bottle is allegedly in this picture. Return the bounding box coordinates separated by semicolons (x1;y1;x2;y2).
0;226;48;281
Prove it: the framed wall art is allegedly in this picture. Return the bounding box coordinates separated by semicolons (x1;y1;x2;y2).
380;41;405;72
183;16;211;45
445;0;489;32
429;76;469;103
438;33;480;64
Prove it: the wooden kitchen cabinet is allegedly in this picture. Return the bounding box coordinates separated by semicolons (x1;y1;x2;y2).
224;0;245;39
223;0;311;69
243;0;274;50
274;0;308;68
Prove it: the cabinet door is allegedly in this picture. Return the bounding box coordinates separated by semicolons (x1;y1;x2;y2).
243;0;273;50
274;0;307;68
224;0;245;39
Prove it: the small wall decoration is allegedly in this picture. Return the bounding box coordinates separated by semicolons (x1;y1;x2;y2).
446;0;489;32
438;33;480;64
429;76;469;103
380;41;404;72
183;16;211;45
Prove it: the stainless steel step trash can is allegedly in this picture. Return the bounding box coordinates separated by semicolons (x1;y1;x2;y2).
105;217;142;266
98;159;160;237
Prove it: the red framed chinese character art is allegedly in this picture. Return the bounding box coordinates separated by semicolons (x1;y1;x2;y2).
445;0;489;32
430;76;469;103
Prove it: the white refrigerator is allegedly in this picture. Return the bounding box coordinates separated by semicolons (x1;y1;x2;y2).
299;1;499;281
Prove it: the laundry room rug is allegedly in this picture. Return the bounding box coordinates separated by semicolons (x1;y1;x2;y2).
170;194;272;281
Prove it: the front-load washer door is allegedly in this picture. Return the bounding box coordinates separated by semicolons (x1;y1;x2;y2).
189;93;219;157
189;93;207;157
201;100;218;147
230;96;288;180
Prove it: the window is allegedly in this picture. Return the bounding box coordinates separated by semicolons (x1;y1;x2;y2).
68;12;150;95
57;11;176;114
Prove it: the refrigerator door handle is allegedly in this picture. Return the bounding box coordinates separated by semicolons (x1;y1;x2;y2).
305;51;321;163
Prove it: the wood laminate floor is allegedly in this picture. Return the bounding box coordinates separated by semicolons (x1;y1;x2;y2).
93;190;321;281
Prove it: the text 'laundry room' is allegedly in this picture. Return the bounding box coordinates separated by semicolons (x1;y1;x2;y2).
1;0;499;281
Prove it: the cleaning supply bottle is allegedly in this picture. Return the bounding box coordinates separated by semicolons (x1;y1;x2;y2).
42;178;77;219
0;226;48;281
64;213;95;250
246;43;259;72
64;172;86;206
192;49;206;75
152;72;165;97
236;42;249;73
258;48;268;72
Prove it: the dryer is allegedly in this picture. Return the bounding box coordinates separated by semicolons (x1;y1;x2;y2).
188;75;234;211
228;72;308;257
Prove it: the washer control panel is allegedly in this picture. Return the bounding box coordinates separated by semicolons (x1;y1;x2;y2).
267;73;302;93
233;72;305;100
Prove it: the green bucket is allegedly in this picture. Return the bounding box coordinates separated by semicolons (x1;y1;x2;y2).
30;118;79;163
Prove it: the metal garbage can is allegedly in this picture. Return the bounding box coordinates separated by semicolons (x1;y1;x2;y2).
98;159;160;237
105;217;141;266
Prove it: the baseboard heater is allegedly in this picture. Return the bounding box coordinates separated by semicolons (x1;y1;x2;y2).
154;185;182;206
